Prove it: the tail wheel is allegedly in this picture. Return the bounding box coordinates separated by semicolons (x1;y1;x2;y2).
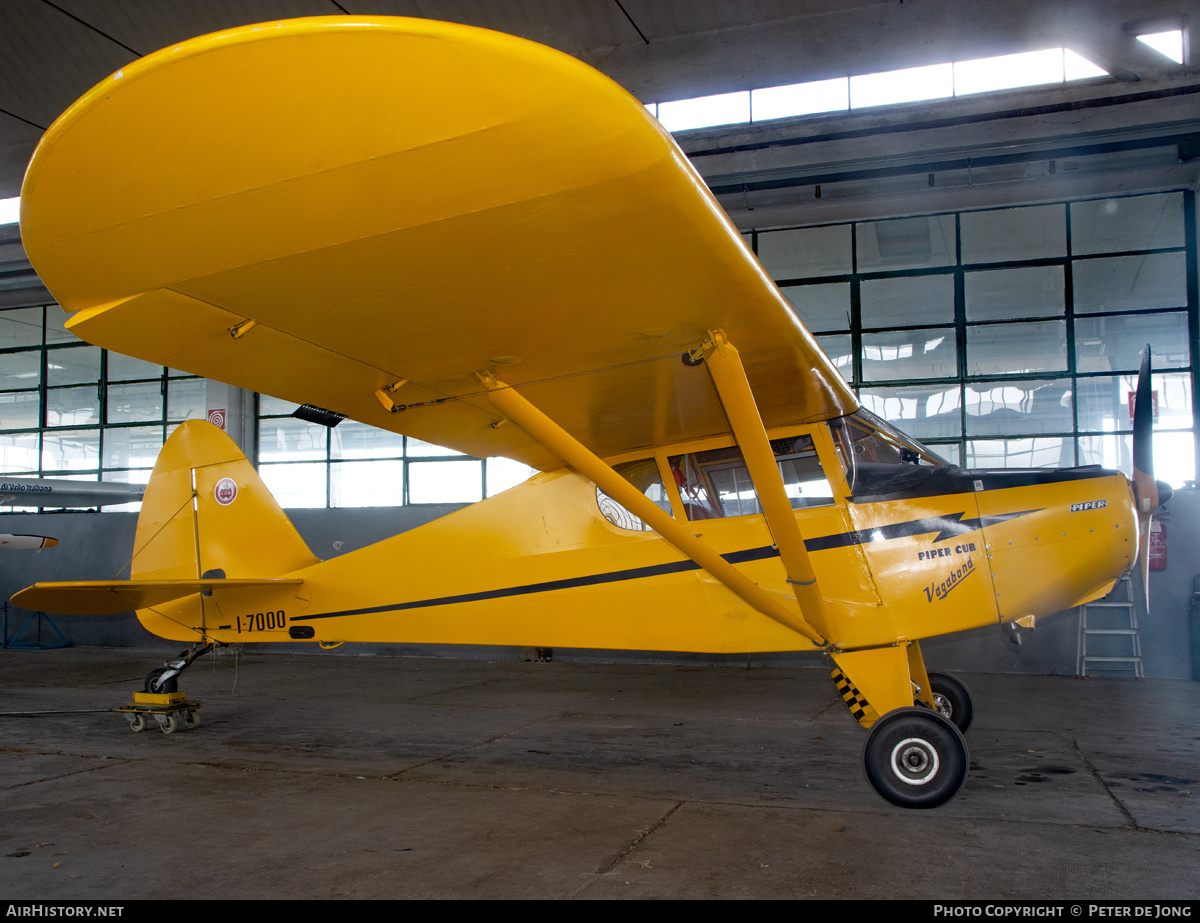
864;708;968;808
928;672;973;734
144;668;178;694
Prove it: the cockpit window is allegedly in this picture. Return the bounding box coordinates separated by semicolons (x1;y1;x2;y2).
596;458;672;531
669;436;833;521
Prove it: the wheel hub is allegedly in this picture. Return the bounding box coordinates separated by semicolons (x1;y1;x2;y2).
890;737;940;785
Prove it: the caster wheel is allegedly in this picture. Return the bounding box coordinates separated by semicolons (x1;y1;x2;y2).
129;714;146;733
160;714;178;735
864;708;968;808
183;710;200;729
145;668;178;694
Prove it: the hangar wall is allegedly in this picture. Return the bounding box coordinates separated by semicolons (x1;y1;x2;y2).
3;490;1196;679
2;5;1199;680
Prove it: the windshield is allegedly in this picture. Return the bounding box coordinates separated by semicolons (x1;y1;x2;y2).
829;409;951;491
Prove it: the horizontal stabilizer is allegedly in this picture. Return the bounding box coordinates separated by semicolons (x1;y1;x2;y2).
12;578;303;616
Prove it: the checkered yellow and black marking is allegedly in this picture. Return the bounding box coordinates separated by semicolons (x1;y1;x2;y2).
831;667;880;728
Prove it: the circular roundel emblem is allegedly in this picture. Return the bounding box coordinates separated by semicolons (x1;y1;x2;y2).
214;477;238;506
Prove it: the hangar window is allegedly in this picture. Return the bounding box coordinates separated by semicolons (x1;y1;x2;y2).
752;190;1197;487
256;397;533;509
0;303;205;511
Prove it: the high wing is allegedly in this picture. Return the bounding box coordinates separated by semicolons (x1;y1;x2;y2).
21;16;857;468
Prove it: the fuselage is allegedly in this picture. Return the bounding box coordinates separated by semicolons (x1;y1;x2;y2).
135;417;1138;655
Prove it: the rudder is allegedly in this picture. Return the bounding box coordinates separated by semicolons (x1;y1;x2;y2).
131;420;319;583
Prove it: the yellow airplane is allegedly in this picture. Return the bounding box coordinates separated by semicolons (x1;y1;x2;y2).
11;16;1168;808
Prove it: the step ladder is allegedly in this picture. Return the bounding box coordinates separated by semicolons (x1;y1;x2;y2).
1076;575;1143;678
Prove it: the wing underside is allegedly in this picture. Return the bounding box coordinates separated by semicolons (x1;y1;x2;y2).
22;17;856;466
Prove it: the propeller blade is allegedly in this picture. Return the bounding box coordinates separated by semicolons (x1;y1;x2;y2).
1132;345;1159;523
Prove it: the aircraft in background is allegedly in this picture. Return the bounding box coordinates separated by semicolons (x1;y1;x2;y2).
11;17;1169;807
0;533;57;550
0;477;145;509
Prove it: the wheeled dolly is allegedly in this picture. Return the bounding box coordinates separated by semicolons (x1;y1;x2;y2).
118;690;201;734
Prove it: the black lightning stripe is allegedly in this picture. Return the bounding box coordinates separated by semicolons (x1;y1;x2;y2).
804;509;1042;552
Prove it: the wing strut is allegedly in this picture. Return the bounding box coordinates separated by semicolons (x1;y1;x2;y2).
477;371;826;646
698;330;833;640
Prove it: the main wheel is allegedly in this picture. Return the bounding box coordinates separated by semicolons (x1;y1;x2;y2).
928;672;973;734
863;708;968;808
144;668;178;694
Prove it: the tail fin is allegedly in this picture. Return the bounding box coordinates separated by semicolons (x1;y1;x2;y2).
131;420;319;582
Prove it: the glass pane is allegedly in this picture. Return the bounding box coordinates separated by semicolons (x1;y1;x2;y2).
861;328;957;381
967;321;1066;375
44;307;75;344
330;421;405;460
107;352;163;382
107;381;163;423
756;224;852;280
259;395;299;415
780;282;849;331
408;460;483;503
46;345;100;386
859;384;962;440
964;265;1064;321
407;438;465;457
42;429;100;471
1152;431;1194;487
856;214;956;271
103;425;164;469
1070;193;1184;254
1074;313;1189;373
773;435;833;508
1076;373;1192;433
816;334;853;382
0;432;40;472
861;273;954;327
1073;252;1187;312
259;417;328;461
330;459;404;507
259;462;327;508
0;390;40;429
167;378;206;422
46;386;99;427
960;204;1066;264
965;379;1072;436
966;437;1074;468
99;469;151;512
926;441;961;466
486;457;535;496
0;350;42;390
596;458;670;531
0;307;43;349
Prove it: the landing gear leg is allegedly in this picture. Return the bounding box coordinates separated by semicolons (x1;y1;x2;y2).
144;641;222;692
863;708;968;808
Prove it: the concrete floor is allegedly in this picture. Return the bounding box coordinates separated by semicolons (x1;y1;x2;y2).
1;646;1198;900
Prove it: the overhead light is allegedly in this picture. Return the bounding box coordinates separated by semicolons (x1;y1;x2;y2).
0;197;18;225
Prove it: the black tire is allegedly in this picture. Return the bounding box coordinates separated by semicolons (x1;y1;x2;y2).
144;668;178;694
928;672;973;734
863;708;968;808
